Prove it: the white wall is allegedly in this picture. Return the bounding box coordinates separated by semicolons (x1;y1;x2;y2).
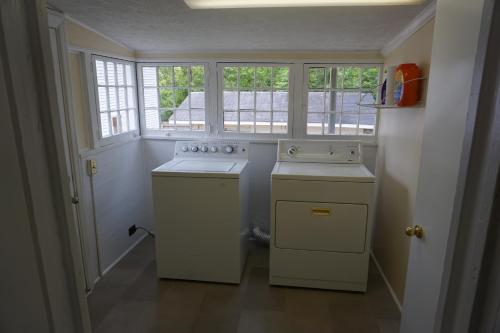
64;18;148;279
81;139;153;274
142;139;377;230
374;18;435;304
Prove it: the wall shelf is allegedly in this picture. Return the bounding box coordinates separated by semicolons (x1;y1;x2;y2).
358;76;427;109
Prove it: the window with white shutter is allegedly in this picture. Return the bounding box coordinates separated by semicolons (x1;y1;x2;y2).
92;56;138;140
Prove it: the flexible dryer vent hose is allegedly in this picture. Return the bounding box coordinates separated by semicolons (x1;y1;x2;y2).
252;225;270;245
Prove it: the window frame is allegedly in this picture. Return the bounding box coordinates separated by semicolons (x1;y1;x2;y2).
89;54;139;147
216;62;294;140
136;62;211;138
302;63;383;140
86;55;383;144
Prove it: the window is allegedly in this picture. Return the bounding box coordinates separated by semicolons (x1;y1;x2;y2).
220;64;290;135
127;60;382;141
305;64;381;136
139;64;207;133
93;56;137;138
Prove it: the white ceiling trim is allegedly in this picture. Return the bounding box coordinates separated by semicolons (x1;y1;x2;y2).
65;14;134;52
47;8;65;28
381;0;436;57
135;56;385;63
67;44;137;62
134;48;382;54
134;49;384;63
66;45;384;64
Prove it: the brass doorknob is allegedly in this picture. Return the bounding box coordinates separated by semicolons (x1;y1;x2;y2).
406;225;424;238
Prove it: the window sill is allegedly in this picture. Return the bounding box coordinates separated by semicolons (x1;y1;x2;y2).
141;134;377;146
141;135;281;144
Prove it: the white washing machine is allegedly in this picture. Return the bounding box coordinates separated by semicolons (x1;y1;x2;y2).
270;140;375;292
152;140;249;284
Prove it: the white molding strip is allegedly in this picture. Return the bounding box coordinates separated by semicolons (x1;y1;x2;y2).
65;14;134;53
381;0;436;57
47;9;65;28
100;233;148;277
79;135;141;159
370;251;403;312
67;45;137;62
141;135;379;146
135;55;384;64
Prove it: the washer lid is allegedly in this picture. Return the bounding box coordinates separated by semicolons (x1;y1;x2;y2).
272;162;374;182
169;160;236;172
152;158;247;178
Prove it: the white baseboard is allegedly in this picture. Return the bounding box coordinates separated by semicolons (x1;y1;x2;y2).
370;251;403;312
100;233;148;277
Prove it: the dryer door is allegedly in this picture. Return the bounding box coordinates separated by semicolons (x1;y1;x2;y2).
275;201;367;253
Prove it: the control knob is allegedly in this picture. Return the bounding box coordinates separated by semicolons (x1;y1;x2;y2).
210;146;218;153
224;145;234;154
191;146;199;152
201;146;208;152
181;145;189;152
287;146;298;157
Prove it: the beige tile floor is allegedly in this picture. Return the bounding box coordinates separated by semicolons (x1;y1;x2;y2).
88;238;400;333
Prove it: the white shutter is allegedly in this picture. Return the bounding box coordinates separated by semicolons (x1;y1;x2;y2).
92;55;138;140
145;109;159;129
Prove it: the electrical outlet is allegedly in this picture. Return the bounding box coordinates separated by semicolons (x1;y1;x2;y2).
87;159;97;176
128;224;137;236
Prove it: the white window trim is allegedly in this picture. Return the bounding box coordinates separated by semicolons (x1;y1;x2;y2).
136;62;212;138
84;54;383;145
215;62;294;140
85;54;140;148
301;63;384;140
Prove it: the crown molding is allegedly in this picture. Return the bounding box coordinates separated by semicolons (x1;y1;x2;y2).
381;0;436;57
65;15;134;52
67;45;137;62
47;8;65;28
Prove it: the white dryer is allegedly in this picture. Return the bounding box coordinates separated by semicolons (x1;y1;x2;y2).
152;140;250;284
270;140;375;292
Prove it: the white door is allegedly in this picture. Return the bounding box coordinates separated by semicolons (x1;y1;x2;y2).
400;0;491;332
48;25;93;291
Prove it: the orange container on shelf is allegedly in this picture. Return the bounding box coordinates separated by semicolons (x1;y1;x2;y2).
393;63;422;107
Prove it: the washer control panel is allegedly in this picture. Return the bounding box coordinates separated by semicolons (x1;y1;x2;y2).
175;140;249;159
278;140;362;164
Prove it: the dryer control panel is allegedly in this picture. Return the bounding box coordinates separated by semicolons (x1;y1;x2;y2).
277;140;362;164
175;140;249;159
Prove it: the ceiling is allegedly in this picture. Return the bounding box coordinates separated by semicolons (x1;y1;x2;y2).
49;0;431;52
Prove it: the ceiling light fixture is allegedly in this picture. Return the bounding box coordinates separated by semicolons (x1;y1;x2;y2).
184;0;423;9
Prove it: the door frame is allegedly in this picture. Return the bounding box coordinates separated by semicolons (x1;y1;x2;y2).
1;1;91;331
439;0;500;331
400;0;499;332
48;9;98;292
44;8;92;332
